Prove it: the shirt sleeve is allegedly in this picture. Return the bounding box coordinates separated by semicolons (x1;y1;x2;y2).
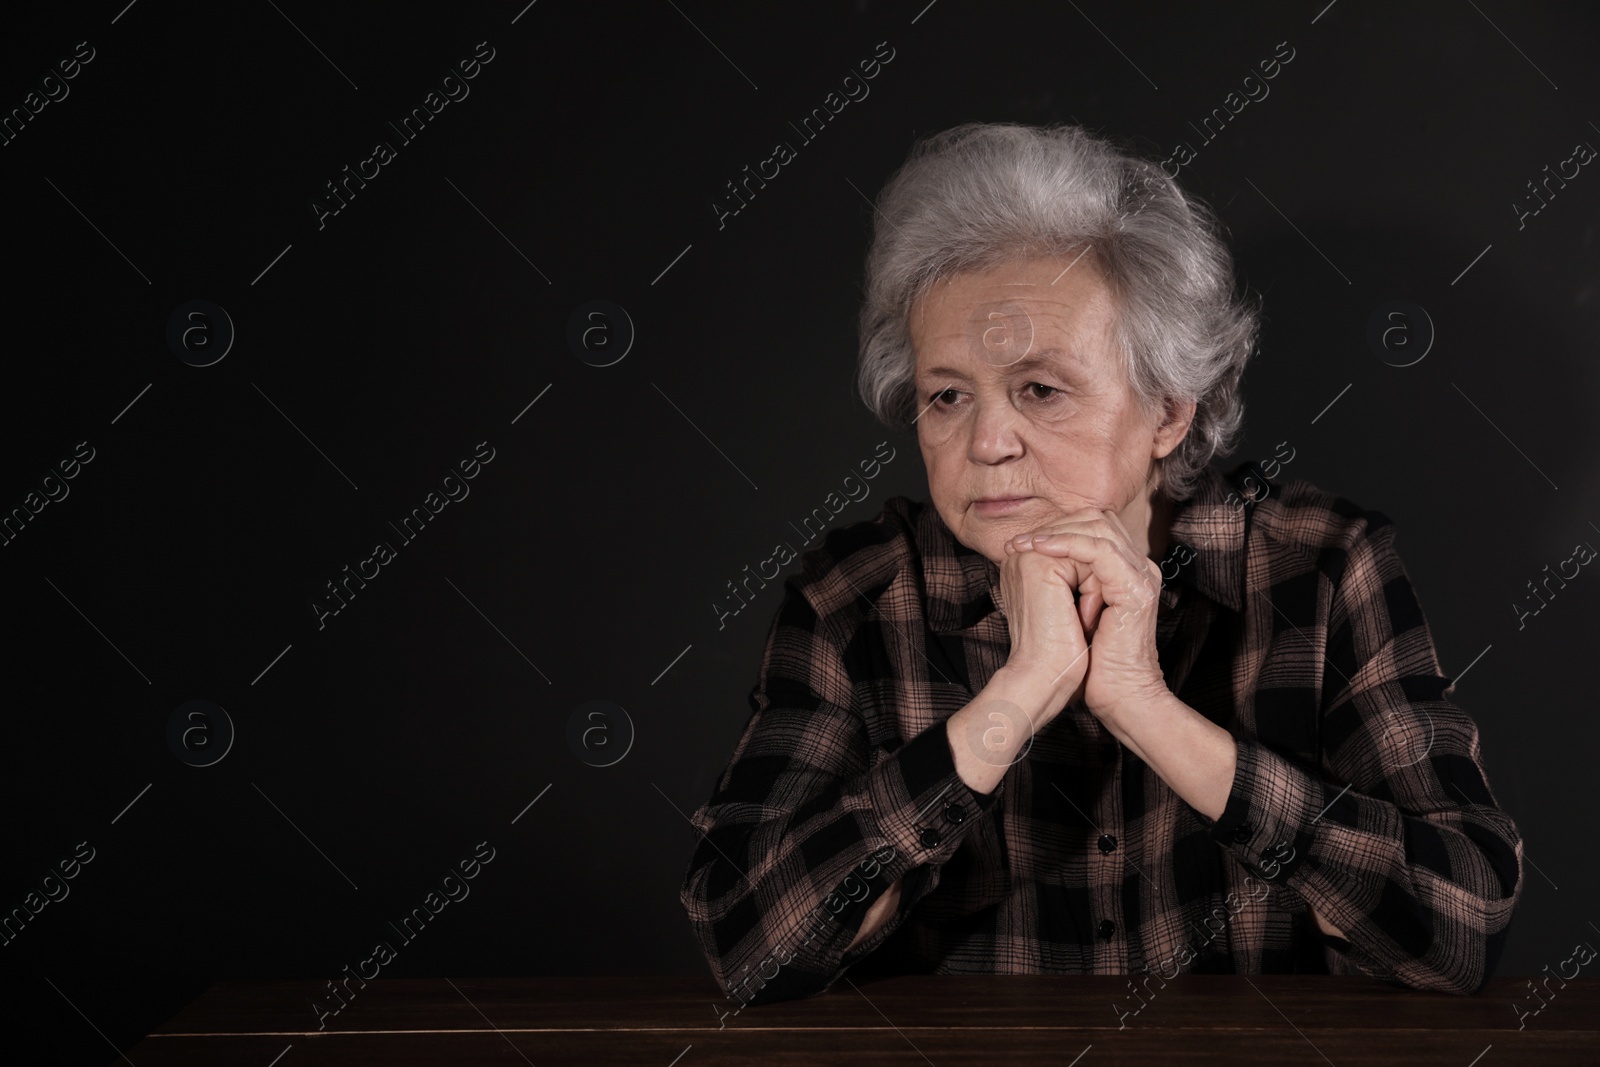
1200;513;1523;994
678;567;1002;1007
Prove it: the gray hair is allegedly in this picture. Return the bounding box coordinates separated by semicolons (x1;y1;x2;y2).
855;122;1258;502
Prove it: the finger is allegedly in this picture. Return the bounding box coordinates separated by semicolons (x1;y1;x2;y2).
1029;532;1144;606
998;531;1049;556
1018;519;1126;557
1077;574;1104;635
1015;512;1099;538
1009;512;1103;545
1097;507;1133;540
1039;528;1145;571
1021;518;1118;547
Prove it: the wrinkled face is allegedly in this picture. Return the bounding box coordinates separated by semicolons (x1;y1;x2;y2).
910;254;1187;565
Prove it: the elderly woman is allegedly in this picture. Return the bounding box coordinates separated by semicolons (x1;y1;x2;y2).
679;123;1522;1013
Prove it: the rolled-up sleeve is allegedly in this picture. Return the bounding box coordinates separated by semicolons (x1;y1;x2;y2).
678;570;1000;1007
1201;516;1522;994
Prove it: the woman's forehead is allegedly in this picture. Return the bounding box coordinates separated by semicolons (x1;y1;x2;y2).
912;267;1117;370
915;257;1109;316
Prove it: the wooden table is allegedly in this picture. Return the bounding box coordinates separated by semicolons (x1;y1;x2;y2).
126;975;1597;1064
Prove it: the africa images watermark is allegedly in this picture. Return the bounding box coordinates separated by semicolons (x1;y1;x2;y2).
1112;851;1297;1029
712;40;896;230
1093;37;1296;233
311;441;496;630
712;440;898;630
310;840;496;1029
1156;39;1296;180
0;39;96;149
1;440;96;548
1511;537;1595;630
1512;134;1595;231
309;41;497;230
1512;933;1596;1030
710;844;898;1028
1;840;97;948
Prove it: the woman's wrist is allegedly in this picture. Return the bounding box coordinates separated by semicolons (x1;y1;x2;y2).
941;665;1080;796
989;662;1077;727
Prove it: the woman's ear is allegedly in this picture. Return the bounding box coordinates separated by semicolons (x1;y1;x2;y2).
1153;397;1197;458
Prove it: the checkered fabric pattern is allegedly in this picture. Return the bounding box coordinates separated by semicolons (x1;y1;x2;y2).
679;461;1522;1005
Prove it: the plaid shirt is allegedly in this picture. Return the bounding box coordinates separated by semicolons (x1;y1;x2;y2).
679;461;1523;1007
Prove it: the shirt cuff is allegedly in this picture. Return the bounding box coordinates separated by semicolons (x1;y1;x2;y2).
1203;731;1327;883
864;719;1002;866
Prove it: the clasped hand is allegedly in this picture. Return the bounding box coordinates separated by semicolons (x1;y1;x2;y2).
998;507;1168;727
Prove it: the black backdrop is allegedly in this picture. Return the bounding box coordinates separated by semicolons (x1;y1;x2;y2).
3;1;1597;1062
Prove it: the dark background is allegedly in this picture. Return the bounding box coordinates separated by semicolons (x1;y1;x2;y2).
2;1;1596;1061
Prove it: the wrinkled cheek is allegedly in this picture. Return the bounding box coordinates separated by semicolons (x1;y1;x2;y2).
1030;424;1117;498
918;411;967;452
917;425;953;474
918;440;964;510
1028;419;1093;463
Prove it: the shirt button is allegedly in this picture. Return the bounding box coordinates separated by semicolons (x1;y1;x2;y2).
945;804;967;825
1097;834;1117;853
1098;919;1116;939
919;826;942;849
1232;824;1254;844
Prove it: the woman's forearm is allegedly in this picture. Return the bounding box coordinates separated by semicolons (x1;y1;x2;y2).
844;876;904;952
944;664;1073;796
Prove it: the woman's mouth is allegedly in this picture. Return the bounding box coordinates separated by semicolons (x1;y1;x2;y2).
973;496;1032;516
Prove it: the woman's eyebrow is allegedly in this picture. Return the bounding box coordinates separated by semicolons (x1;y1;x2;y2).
918;347;1073;380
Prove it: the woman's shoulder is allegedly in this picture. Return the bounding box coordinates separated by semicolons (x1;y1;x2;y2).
1238;462;1400;576
781;495;934;618
788;494;927;582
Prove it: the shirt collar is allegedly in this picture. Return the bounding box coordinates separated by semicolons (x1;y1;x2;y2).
916;463;1246;635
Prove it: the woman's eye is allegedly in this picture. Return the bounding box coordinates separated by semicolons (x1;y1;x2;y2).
925;385;1064;409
